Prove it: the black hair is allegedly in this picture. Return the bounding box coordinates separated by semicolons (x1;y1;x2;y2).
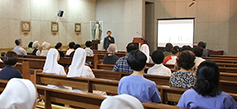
28;42;33;48
172;46;180;55
3;51;18;66
193;46;203;57
194;60;221;97
74;44;81;49
165;43;173;52
126;42;138;53
151;50;164;64
85;41;92;47
55;42;62;49
181;45;193;51
176;50;195;70
107;31;111;34
68;42;75;49
127;50;147;71
198;41;206;49
15;39;22;46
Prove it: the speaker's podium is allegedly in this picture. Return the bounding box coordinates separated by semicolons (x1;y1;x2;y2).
133;38;146;47
92;40;100;50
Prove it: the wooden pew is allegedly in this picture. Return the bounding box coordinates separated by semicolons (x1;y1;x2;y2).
34;72;237;103
0;79;181;109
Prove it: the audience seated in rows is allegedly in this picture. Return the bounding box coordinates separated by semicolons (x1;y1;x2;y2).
40;41;50;56
170;50;196;88
67;48;95;78
85;41;94;56
140;43;150;63
103;44;119;64
163;43;173;57
178;61;237;108
193;46;205;67
118;50;161;103
55;42;65;57
100;94;144;109
113;42;137;73
27;42;33;53
13;39;27;55
0;51;23;80
66;42;75;56
32;41;41;56
198;41;210;57
69;44;81;58
163;46;180;65
147;50;171;76
0;78;37;109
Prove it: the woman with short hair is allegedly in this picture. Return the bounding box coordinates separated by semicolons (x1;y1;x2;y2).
40;41;50;56
32;41;41;56
169;50;196;88
103;44;119;64
178;61;237;108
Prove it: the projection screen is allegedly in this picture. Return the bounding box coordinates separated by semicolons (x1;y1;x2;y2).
157;18;194;47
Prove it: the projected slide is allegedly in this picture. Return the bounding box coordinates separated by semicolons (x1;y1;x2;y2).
157;19;194;47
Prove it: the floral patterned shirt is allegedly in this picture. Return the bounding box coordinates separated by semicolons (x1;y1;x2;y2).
169;71;196;88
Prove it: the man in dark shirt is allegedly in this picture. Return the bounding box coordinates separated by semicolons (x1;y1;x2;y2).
0;51;23;80
103;31;115;50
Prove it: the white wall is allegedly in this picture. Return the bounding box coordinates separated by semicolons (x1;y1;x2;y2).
0;0;96;48
96;0;143;51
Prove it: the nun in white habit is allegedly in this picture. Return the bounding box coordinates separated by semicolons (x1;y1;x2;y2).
140;44;150;63
43;48;66;75
0;78;37;109
67;48;95;78
100;94;144;109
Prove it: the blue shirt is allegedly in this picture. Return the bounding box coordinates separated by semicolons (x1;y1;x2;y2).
113;54;133;73
169;71;196;88
0;65;23;80
118;75;161;103
178;89;237;109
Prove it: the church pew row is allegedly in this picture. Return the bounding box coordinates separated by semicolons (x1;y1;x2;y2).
34;72;237;103
0;80;181;109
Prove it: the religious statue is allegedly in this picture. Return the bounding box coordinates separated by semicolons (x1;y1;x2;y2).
93;21;102;40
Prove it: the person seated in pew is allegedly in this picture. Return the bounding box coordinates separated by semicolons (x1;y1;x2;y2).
181;45;193;51
0;78;37;109
13;38;27;55
169;50;196;88
100;94;144;109
147;50;171;76
163;46;180;65
103;44;119;64
140;43;150;63
27;42;33;53
118;50;161;103
32;41;41;56
40;41;50;56
163;43;173;57
67;48;95;78
0;51;23;80
193;46;205;67
55;42;65;57
198;41;210;57
113;42;137;73
43;48;67;88
85;41;94;56
66;42;75;56
69;44;81;58
177;61;237;109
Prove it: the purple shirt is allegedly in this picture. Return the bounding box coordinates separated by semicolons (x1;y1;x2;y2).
118;75;161;103
178;89;237;109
